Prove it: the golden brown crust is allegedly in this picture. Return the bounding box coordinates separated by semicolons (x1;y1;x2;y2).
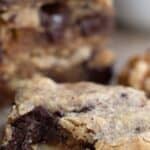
118;51;150;97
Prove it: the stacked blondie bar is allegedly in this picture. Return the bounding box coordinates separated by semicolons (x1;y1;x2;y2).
0;2;150;150
0;0;115;103
0;77;150;149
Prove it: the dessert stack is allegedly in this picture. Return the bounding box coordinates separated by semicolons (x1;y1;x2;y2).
0;2;150;150
0;0;115;102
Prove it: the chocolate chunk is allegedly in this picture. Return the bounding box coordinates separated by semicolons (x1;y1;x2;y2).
83;143;95;150
72;104;95;113
1;106;84;150
40;2;70;42
0;44;3;62
87;65;113;84
120;93;128;99
0;0;14;9
2;106;60;150
83;57;113;84
78;13;112;36
135;127;141;133
0;0;10;6
0;146;6;150
0;106;97;149
82;49;113;84
53;111;64;117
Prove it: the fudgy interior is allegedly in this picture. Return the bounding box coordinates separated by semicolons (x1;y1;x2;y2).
0;106;95;150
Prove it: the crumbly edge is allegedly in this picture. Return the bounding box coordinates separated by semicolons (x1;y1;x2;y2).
1;77;150;149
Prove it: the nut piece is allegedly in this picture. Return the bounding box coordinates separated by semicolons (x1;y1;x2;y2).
118;51;150;96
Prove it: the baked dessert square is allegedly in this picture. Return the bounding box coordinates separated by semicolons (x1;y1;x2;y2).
0;77;150;149
0;0;114;46
0;36;115;105
0;0;115;104
118;51;150;97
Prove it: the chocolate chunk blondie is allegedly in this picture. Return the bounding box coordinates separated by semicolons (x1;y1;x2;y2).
0;77;150;150
0;0;114;44
0;0;115;104
118;51;150;97
0;39;115;105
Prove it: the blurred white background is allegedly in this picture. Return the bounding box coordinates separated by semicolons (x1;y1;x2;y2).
115;0;150;31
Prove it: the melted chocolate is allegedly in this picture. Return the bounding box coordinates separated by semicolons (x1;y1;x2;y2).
40;2;69;42
0;106;95;150
78;13;113;36
0;106;60;150
86;65;113;84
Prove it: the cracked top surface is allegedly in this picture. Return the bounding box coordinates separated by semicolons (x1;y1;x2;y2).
2;77;150;149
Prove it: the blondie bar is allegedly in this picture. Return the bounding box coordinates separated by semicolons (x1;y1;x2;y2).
0;77;149;149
